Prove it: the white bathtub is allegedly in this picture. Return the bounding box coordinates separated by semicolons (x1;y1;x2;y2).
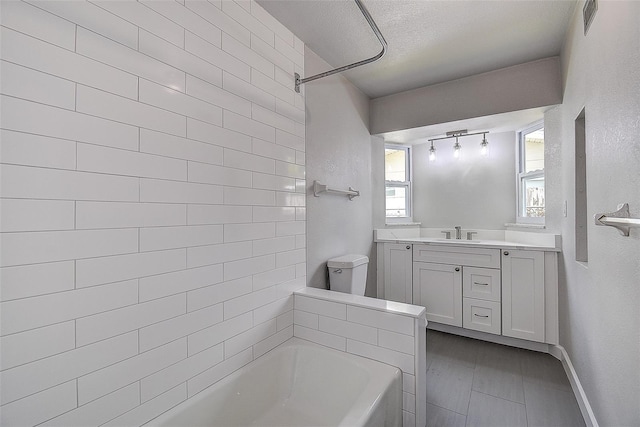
149;338;402;427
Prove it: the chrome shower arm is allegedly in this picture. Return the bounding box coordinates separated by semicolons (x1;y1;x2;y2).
294;0;387;93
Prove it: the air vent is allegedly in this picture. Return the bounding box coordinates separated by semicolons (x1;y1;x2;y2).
583;0;597;35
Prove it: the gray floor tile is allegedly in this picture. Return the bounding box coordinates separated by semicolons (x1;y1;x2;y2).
476;340;524;373
524;381;585;427
426;357;475;415
426;330;443;371
472;363;525;403
473;341;525;403
426;403;466;427
430;331;480;368
423;331;585;427
466;391;528;427
520;349;572;392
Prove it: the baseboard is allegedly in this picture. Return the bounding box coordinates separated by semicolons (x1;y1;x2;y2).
553;345;599;427
427;323;551;353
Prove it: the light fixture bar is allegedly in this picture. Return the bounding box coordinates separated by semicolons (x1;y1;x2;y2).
429;130;489;143
445;129;468;137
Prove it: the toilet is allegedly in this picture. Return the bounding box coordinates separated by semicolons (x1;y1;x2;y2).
327;254;369;295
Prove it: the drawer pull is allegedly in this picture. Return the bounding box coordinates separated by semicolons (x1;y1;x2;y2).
474;313;489;318
473;281;489;286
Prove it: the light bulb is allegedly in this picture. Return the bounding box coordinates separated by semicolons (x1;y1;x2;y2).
480;134;489;156
453;141;461;159
429;142;436;161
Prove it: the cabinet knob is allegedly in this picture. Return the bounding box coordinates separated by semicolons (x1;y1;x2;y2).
406;245;411;250
504;251;509;256
454;267;460;272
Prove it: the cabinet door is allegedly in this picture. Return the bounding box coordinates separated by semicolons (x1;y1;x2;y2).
502;250;545;342
413;262;462;327
383;243;413;303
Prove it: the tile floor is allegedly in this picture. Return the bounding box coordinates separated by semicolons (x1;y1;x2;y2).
425;330;586;427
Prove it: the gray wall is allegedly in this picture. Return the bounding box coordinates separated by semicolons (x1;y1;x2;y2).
370;57;562;135
412;131;517;229
304;47;376;295
553;2;640;424
371;135;387;230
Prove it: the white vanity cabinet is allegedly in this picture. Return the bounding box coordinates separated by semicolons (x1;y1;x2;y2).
501;249;545;342
376;228;559;348
377;238;558;346
381;243;413;304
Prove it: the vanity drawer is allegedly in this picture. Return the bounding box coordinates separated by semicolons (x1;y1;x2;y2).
413;245;501;269
463;298;501;335
463;267;501;302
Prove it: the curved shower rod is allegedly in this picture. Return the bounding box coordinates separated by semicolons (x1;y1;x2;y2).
294;0;387;93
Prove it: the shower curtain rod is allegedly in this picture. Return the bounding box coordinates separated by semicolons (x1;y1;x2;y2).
294;0;387;93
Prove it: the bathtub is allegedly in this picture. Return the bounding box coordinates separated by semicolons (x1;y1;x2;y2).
149;338;402;427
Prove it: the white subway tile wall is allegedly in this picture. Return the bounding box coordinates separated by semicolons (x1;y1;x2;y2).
0;1;305;425
293;290;427;427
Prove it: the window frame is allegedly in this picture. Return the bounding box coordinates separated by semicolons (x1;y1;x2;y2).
384;144;413;223
516;121;545;225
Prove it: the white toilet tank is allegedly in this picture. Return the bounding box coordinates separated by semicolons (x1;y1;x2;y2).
327;254;369;295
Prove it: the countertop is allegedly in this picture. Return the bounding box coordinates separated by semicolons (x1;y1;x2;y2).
374;229;561;252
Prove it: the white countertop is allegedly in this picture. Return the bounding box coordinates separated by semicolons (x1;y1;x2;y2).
374;228;561;252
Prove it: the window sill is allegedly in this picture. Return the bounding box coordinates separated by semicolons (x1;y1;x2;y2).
504;222;546;229
385;222;421;227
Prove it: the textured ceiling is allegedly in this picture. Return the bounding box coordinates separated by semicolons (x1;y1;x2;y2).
256;0;577;99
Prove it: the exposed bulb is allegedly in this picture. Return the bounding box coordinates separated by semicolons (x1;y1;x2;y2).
480;135;489;156
429;143;436;161
453;141;461;159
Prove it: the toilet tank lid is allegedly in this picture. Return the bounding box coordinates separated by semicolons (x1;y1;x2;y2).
327;254;369;268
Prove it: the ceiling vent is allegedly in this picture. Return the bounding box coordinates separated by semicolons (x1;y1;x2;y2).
583;0;597;35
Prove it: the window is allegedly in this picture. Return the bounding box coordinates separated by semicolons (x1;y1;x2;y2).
517;122;545;223
385;144;411;221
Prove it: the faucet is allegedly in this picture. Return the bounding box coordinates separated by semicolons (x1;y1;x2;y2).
455;226;462;240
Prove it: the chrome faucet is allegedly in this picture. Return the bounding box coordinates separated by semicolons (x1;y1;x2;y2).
455;226;462;240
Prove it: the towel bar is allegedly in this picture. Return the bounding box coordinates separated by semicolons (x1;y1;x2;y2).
594;203;639;236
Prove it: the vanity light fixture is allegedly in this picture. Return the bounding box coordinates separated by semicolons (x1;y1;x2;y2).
453;137;461;159
428;141;436;161
427;130;489;162
480;133;489;156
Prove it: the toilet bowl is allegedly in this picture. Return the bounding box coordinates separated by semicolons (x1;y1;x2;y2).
327;254;369;295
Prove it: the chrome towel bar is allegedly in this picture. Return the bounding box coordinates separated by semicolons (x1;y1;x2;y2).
313;180;360;200
594;203;640;236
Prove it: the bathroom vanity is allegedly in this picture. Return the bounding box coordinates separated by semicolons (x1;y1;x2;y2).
375;228;560;346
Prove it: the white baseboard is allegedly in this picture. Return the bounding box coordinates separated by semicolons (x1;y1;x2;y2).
553;345;599;427
428;323;551;353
